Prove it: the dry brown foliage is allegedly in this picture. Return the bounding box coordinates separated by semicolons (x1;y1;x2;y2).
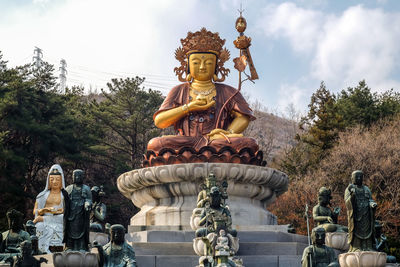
270;117;400;238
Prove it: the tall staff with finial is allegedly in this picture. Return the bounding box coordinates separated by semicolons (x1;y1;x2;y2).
216;6;259;128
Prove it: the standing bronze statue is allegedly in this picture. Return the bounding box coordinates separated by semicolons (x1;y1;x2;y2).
313;187;347;232
301;228;339;267
62;169;92;252
344;170;377;252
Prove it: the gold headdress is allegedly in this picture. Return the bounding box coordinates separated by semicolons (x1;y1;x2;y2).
174;28;230;82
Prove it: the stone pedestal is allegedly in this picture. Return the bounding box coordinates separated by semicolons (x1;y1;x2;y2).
117;163;288;229
53;251;99;267
325;232;349;251
338;251;387;267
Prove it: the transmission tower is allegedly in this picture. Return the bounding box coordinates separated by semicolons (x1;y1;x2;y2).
32;46;43;69
59;59;67;93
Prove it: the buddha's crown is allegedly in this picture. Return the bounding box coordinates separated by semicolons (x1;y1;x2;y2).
179;27;226;55
174;28;230;82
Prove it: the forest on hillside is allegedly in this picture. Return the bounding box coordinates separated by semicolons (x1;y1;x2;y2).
1;52;399;258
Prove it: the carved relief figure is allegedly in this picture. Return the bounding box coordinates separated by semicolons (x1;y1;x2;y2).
33;164;65;253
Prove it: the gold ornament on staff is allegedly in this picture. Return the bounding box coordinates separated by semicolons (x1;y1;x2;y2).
216;6;259;126
233;6;259;90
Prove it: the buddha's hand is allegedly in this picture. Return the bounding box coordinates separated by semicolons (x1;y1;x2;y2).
33;216;44;223
37;208;52;215
207;128;243;141
53;208;64;214
187;99;216;112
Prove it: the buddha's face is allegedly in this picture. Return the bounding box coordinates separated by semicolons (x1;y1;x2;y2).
49;174;62;190
73;170;84;185
111;227;125;246
351;171;363;186
311;228;325;246
188;53;217;81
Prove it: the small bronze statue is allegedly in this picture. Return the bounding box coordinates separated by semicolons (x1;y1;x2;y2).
344;170;377;252
301;228;339;267
62;169;92;252
90;186;107;232
0;209;31;263
97;224;137;267
313;187;347;232
375;221;397;263
23;220;36;237
12;241;47;267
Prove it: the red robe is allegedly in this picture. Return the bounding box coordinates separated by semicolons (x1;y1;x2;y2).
148;82;258;153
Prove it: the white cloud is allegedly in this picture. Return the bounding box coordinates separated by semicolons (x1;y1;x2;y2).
0;0;205;92
258;2;324;52
257;2;400;93
312;5;400;91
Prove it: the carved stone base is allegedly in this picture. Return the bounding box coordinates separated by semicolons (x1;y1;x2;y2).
53;251;99;267
339;251;387;267
325;232;349;251
117;163;288;229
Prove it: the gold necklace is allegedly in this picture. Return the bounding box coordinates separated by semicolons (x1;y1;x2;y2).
190;86;215;96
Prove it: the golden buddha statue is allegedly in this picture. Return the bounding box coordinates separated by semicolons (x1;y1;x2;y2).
145;28;261;166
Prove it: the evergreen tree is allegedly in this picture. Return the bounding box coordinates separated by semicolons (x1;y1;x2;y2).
89;76;164;172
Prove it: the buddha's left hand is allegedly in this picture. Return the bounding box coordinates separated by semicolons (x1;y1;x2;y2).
207;128;243;141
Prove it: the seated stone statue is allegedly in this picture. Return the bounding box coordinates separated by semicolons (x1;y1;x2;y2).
145;28;261;167
33;164;65;253
0;209;30;263
90;186;107;232
97;224;137;267
12;241;47;267
215;229;230;253
301;228;339;267
195;186;237;238
313;187;347;233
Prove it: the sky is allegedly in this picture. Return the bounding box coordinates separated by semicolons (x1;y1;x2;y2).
1;0;400;114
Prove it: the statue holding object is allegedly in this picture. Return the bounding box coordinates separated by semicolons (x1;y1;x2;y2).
301;228;339;267
313;187;347;233
33;164;65;253
144;27;264;167
344;170;377;252
62;169;92;252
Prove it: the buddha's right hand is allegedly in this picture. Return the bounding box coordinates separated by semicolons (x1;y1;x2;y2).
187;99;216;112
33;216;44;223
